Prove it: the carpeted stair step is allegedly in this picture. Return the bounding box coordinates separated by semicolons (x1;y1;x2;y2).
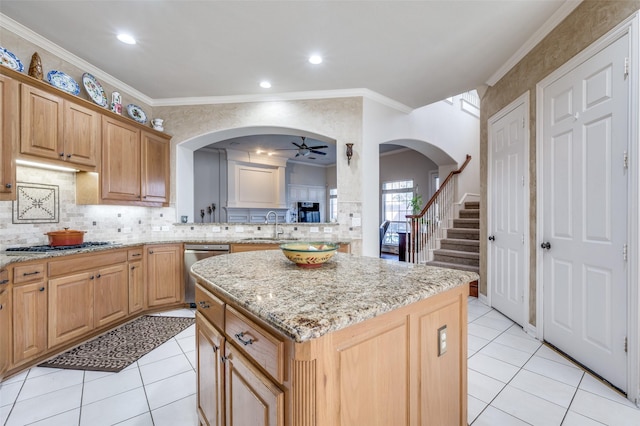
447;228;479;240
464;201;479;210
440;238;480;253
433;249;479;266
425;260;480;273
452;218;479;229
459;209;479;219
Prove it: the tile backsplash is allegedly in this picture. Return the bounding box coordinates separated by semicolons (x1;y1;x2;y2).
0;166;349;251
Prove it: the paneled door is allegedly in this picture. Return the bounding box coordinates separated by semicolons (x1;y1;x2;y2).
540;33;628;392
488;96;527;326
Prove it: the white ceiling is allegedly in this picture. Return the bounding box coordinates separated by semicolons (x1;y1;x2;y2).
0;0;576;110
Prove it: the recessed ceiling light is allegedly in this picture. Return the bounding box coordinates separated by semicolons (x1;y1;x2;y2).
309;55;323;65
260;81;272;89
117;33;136;45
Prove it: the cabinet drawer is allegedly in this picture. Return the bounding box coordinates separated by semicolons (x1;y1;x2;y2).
195;284;224;329
0;267;8;285
127;247;143;261
225;306;284;383
48;249;127;277
13;263;45;284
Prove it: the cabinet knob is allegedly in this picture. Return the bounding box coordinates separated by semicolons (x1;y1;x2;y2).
90;276;95;280
39;287;45;292
4;183;11;189
59;152;64;157
66;154;72;158
0;280;9;285
149;250;154;254
96;274;101;278
131;266;135;270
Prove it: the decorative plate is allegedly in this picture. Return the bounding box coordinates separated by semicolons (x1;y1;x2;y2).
47;70;80;95
0;46;24;72
82;72;108;107
126;104;147;123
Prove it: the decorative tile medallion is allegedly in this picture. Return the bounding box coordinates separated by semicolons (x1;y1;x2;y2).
13;182;59;224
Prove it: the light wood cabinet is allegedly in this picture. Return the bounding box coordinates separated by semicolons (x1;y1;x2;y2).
93;263;128;328
20;85;98;169
13;279;47;366
141;131;170;204
48;271;94;348
147;244;183;307
197;312;226;426
0;74;18;201
0;267;11;379
76;117;171;207
128;248;145;315
195;281;468;425
48;250;129;347
101;116;142;202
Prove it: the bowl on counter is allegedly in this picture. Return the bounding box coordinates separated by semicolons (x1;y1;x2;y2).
279;242;338;268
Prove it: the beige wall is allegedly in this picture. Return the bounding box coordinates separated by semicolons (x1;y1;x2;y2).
480;0;640;325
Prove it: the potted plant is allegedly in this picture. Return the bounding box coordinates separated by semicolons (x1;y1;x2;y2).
407;193;423;215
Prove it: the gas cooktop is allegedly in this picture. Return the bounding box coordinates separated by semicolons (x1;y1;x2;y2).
4;241;113;254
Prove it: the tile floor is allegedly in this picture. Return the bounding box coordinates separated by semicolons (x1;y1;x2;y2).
2;301;640;425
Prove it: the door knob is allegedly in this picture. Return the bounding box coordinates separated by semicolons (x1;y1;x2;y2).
541;242;551;250
488;236;495;241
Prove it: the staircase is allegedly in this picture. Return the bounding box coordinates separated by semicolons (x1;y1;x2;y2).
426;201;479;296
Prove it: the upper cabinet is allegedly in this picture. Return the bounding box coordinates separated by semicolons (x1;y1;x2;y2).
77;116;171;207
20;85;99;169
0;74;19;200
0;66;171;207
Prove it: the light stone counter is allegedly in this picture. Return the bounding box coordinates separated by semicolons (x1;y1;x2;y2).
191;250;479;342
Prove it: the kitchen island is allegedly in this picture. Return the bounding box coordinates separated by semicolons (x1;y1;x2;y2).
191;250;478;426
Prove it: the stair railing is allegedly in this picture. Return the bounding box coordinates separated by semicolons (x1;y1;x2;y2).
405;155;472;264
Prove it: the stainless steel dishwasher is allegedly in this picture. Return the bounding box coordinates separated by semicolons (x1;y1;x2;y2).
184;244;230;307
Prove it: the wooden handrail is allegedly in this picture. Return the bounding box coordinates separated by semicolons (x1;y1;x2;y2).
407;154;472;219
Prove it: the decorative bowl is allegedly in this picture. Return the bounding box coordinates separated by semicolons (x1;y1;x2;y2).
280;242;338;268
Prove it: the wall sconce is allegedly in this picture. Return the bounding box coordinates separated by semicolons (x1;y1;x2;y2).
345;143;354;165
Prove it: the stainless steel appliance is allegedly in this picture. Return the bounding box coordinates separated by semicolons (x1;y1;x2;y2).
184;244;230;307
297;202;320;223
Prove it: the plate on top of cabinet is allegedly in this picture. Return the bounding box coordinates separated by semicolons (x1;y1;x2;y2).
47;70;80;95
82;72;108;108
127;104;147;123
0;46;24;72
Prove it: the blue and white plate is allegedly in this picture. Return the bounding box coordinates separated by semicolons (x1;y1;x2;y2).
82;72;108;107
126;104;147;123
47;70;80;95
0;46;24;72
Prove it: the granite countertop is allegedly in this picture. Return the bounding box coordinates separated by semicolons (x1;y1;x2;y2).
191;250;479;343
0;238;351;269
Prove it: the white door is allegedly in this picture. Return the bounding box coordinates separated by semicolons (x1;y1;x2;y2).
488;99;527;326
541;34;628;392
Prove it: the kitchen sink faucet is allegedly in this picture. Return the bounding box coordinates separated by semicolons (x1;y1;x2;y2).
265;211;284;239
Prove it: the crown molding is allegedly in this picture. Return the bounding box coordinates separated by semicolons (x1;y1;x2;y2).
0;13;155;106
486;0;582;87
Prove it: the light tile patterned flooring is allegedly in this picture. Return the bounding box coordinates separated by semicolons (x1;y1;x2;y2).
2;301;640;425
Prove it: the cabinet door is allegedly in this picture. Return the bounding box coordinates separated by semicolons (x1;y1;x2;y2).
20;85;64;160
128;260;145;314
94;264;128;328
141;131;170;204
63;101;99;167
102;116;141;201
0;74;18;199
225;345;284;426
48;272;94;348
197;313;225;426
147;244;182;307
13;282;47;365
0;287;11;378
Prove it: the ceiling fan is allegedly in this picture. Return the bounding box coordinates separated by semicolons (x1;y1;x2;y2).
276;137;328;159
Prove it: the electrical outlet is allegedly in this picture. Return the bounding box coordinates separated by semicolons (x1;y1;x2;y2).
309;227;319;233
351;217;361;227
211;226;221;233
235;226;244;233
438;325;447;357
323;227;332;233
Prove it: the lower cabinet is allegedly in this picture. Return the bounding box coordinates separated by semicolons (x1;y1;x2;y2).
225;344;284;426
147;244;182;307
0;284;12;378
128;260;145;314
48;272;94;348
196;312;225;426
93;264;128;328
13;281;47;366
